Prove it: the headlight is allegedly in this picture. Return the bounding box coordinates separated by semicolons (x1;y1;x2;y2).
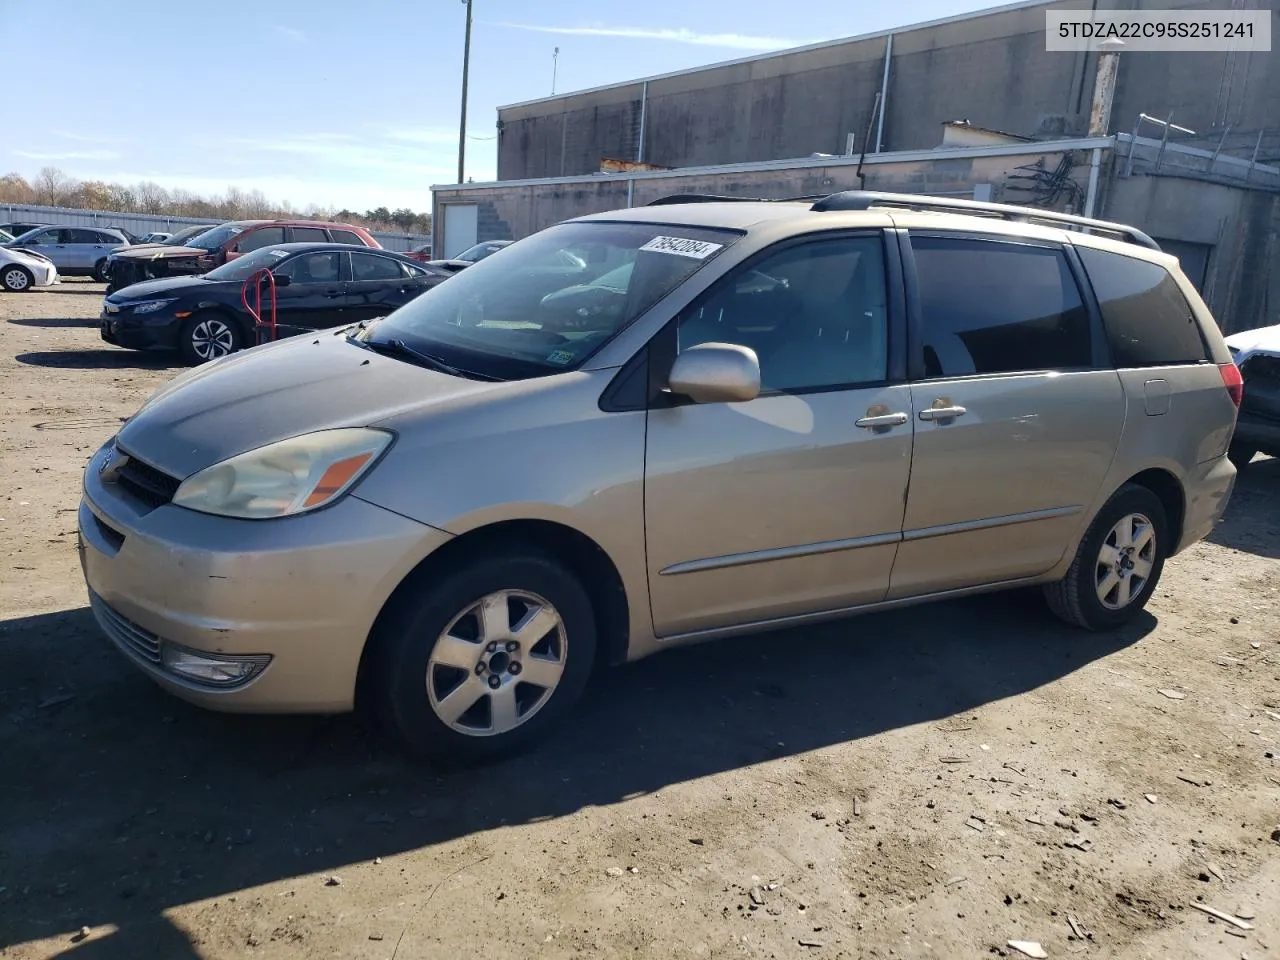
172;428;393;519
131;298;177;315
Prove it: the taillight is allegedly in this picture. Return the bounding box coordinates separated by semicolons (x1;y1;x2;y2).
1219;361;1243;407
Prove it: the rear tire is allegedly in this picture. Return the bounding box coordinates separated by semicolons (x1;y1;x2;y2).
178;311;242;365
2;264;33;292
1044;483;1169;631
1228;442;1257;470
365;549;597;766
93;258;110;283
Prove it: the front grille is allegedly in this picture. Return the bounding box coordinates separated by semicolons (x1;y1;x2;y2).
92;513;125;551
116;451;181;509
90;592;162;664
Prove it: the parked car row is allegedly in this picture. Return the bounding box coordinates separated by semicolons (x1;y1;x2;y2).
101;241;449;363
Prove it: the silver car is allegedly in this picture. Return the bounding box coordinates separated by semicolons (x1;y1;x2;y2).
10;225;129;281
78;192;1239;764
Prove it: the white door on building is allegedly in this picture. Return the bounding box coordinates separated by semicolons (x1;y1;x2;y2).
442;204;479;259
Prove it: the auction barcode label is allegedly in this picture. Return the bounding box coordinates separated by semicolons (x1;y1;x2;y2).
639;236;724;259
1046;10;1270;52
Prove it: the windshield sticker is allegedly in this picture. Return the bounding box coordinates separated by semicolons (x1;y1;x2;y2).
639;236;724;260
545;349;575;365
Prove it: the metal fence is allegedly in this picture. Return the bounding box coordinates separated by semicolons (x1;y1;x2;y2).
0;202;431;253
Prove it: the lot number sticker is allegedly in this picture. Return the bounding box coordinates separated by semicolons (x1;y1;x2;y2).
639;236;724;260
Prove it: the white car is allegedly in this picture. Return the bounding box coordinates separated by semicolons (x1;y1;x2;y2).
1;245;60;292
1224;324;1280;468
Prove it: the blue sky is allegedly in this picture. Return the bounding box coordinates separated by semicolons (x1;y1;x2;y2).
2;0;995;213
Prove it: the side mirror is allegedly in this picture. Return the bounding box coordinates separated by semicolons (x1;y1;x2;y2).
668;342;761;404
272;273;292;287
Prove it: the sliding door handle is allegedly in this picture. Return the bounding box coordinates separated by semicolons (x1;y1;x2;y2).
918;405;967;422
855;411;909;429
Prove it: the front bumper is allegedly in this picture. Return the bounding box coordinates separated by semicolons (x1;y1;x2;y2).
79;439;451;713
100;304;181;351
1232;411;1280;453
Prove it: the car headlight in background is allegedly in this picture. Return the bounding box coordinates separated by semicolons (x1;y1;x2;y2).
172;428;394;519
131;298;177;315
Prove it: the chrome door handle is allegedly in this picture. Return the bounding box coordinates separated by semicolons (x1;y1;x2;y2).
855;412;909;429
918;405;967;421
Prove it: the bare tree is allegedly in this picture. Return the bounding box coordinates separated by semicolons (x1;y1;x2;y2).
34;167;75;206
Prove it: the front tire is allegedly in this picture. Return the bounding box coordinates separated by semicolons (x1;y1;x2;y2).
366;550;597;766
2;264;33;292
178;311;242;365
93;258;110;282
1044;483;1169;630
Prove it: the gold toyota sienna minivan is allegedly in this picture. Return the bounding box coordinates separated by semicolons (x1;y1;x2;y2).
79;192;1241;764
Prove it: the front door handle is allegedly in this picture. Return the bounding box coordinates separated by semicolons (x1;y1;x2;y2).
855;411;909;430
323;289;343;298
918;405;967;422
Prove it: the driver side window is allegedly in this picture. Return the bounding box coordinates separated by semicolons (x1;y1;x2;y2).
675;236;889;392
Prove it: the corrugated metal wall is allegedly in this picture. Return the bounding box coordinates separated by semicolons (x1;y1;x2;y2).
0;203;430;252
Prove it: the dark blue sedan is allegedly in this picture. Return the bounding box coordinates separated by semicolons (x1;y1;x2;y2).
100;243;449;365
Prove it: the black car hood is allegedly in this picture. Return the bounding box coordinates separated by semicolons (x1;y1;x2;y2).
424;258;471;271
106;275;218;302
112;244;208;262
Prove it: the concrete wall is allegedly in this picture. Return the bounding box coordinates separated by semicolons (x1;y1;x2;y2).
1101;169;1280;334
497;0;1280;181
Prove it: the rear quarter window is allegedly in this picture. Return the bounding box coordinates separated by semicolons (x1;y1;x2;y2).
1078;247;1208;367
329;229;366;245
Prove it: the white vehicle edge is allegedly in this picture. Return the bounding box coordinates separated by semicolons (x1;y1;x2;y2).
1;246;60;292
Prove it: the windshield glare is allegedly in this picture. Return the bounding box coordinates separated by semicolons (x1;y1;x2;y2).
188;223;248;251
204;247;291;281
362;221;738;379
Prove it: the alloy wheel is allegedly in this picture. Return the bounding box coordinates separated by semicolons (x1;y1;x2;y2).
190;318;235;360
1095;512;1156;610
3;268;30;291
426;589;567;737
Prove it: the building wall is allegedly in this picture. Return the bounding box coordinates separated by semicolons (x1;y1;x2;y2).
496;0;1280;181
1101;170;1280;333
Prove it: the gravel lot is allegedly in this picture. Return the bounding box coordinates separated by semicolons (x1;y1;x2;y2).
2;281;1278;960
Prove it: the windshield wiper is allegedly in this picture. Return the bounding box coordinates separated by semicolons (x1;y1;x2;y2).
355;336;499;381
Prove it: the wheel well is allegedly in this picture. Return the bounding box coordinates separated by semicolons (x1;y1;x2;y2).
1126;468;1185;547
355;519;631;710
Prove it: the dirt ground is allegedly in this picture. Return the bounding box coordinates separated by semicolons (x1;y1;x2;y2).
1;280;1278;960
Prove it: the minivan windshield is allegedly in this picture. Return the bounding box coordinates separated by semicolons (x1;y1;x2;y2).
187;222;250;251
359;221;738;379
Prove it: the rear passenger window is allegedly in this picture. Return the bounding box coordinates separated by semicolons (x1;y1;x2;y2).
351;253;405;281
1077;247;1207;367
291;227;328;243
329;229;365;245
912;236;1091;378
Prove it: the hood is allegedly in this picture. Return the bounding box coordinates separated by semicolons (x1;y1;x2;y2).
112;244;208;262
116;333;496;479
1225;324;1280;358
106;275;214;302
425;258;470;271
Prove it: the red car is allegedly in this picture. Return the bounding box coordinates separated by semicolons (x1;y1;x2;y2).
106;219;380;292
404;242;434;263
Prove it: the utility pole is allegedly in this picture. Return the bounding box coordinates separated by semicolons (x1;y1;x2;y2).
457;0;473;185
552;46;559;96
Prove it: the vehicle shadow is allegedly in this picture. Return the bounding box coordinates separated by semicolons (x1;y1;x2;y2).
1206;455;1280;560
14;350;184;371
0;593;1152;957
7;318;101;328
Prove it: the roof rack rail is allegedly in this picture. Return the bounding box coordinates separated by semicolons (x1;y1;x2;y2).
810;191;1161;250
645;193;825;207
646;194;762;206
